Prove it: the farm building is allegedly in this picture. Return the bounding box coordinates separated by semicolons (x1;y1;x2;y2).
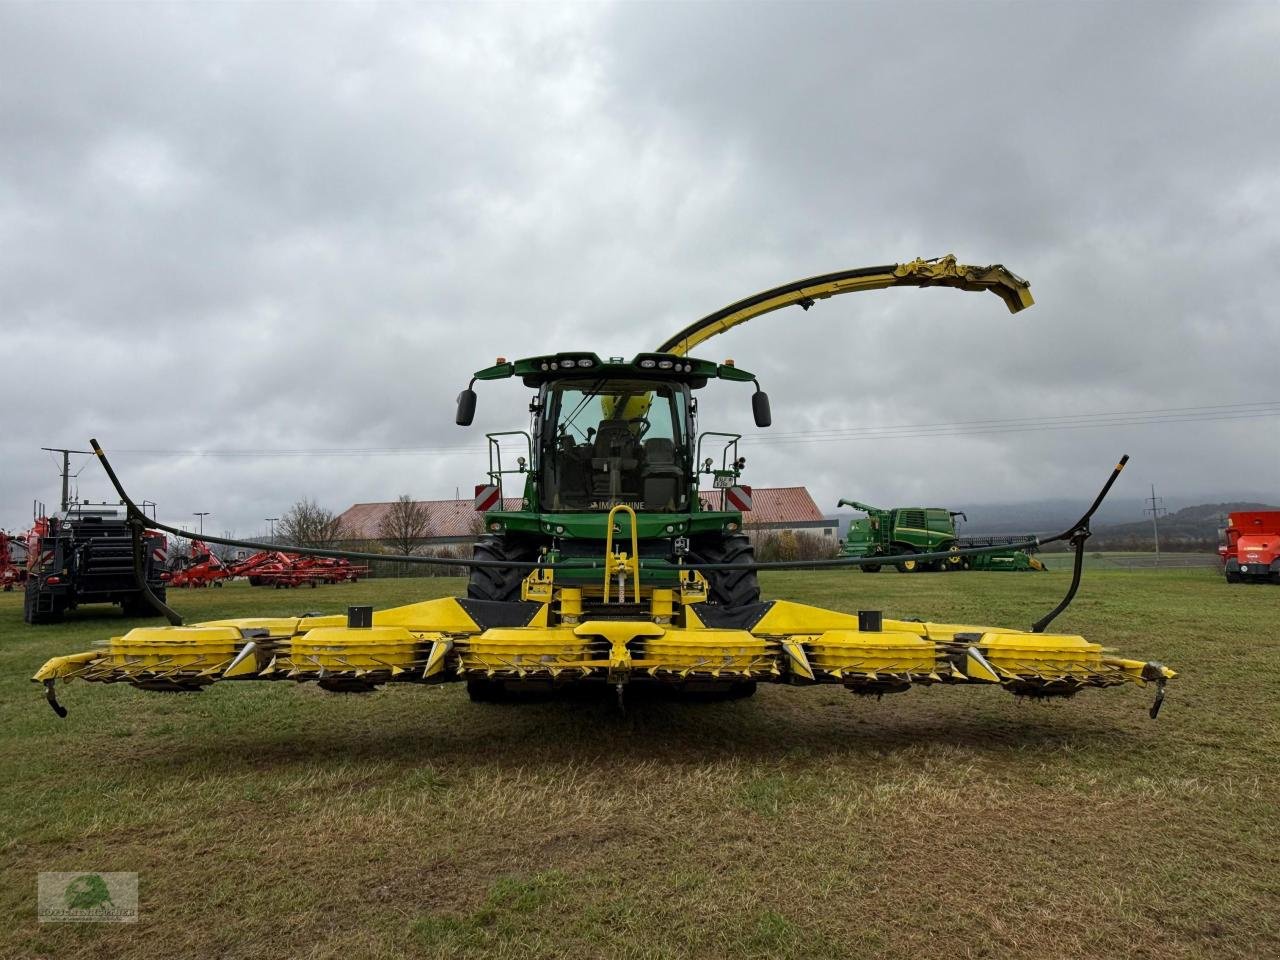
338;497;522;547
698;486;838;541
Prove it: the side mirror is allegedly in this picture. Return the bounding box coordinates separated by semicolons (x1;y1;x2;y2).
456;388;477;426
752;390;772;428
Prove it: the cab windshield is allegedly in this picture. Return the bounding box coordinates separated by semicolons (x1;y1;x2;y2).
540;378;688;512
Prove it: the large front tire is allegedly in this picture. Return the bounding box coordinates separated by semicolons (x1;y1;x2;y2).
894;546;919;574
691;532;760;607
939;543;963;573
466;534;538;603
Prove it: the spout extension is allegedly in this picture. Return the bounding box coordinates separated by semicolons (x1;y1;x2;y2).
658;256;1033;357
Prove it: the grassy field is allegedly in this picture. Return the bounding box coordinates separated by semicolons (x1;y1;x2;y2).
2;568;1277;959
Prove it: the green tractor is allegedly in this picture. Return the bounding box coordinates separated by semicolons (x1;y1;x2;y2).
456;351;768;611
838;500;1045;573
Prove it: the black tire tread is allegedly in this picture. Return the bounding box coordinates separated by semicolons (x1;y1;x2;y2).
466;535;537;603
691;532;761;607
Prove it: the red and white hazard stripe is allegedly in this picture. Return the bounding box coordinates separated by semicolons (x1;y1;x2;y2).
474;484;501;512
725;485;753;512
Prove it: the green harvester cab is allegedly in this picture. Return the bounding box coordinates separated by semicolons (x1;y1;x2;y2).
457;351;769;605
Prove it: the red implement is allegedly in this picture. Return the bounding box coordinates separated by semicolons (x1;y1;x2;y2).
0;531;28;592
229;549;367;588
169;540;233;588
1220;511;1280;583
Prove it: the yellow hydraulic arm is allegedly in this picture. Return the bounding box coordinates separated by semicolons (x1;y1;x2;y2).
656;254;1033;357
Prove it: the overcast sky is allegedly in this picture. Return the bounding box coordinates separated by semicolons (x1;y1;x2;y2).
3;2;1278;537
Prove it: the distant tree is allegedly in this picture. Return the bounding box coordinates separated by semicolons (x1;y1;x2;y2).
277;498;348;548
373;496;430;555
377;495;431;556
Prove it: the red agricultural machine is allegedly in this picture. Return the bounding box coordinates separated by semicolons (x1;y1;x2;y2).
1219;511;1280;583
1;530;29;592
237;550;367;588
168;545;367;589
168;540;232;588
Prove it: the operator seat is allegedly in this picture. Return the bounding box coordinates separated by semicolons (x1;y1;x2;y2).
591;420;642;500
642;438;683;511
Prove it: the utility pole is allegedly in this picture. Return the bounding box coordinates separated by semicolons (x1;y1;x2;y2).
41;447;93;511
194;512;210;536
265;518;279;542
1144;483;1167;567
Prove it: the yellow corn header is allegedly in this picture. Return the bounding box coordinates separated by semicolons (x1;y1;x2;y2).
34;566;1173;711
32;448;1174;719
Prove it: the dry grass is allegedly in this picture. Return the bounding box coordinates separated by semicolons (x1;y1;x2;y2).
1;568;1277;959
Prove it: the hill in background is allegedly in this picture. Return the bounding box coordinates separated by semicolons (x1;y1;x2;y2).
1084;502;1280;551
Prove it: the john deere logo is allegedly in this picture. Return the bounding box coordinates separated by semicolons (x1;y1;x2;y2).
38;872;138;923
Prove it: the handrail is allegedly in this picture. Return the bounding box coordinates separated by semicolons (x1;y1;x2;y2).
486;430;532;498
603;504;640;603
